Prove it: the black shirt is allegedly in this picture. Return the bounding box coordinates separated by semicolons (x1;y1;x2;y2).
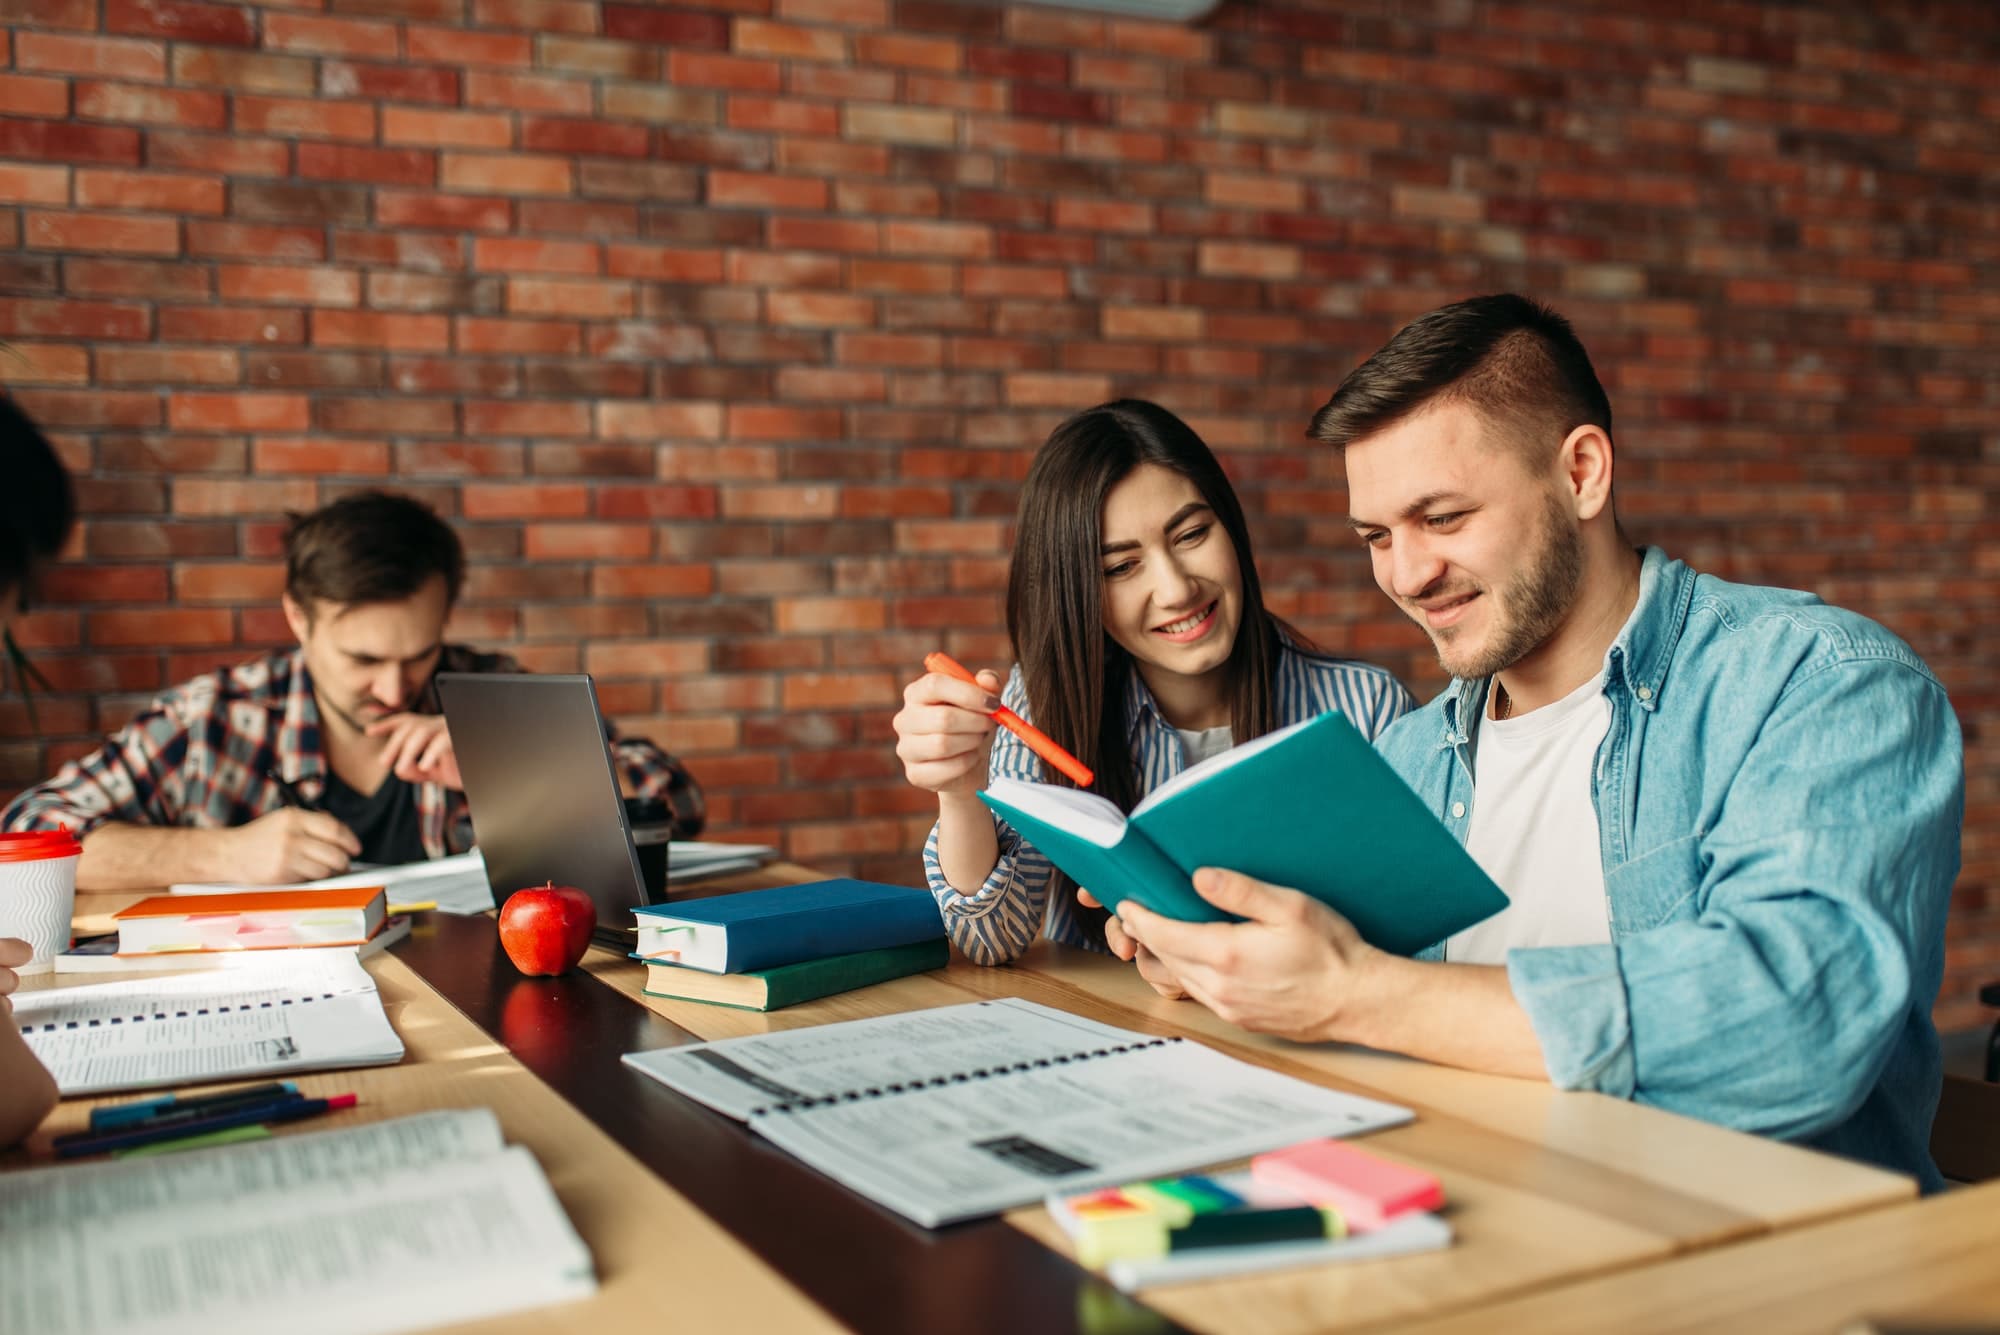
319;769;427;867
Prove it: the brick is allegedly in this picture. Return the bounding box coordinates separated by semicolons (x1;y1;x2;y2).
244;351;383;389
0;118;142;166
173;476;319;514
464;400;591;437
376;192;513;234
257;437;391;475
231;182;371;225
708;171;828;211
523;523;652;559
4;344;90;384
158;306;304;344
297;143;436;187
313;311;450;351
727;96;839;137
474;0;598;32
506;277;634;319
0;75;70;119
25;211;179;256
736;19;848;61
105;0;255;46
520;116;649;158
173;563;287;603
407;26;533;67
882;220;991;258
667;51;783;93
75;169;224;214
264;14;399;58
217;264;361;307
11;388;161;428
75;81;226;130
237;95;376;141
721;484;840;520
844;104;956;146
167;392;309;432
584;640;712;677
95;347;240;384
186;221;325;261
465;71;592;115
442;153;573;196
320;60;460;104
456;316;580;355
781;671;898;711
0;165;71;205
462;481;589;518
599;402;723;440
330;230;467;271
150;132;286;177
536;35;658;79
172;48;315;96
768;291;874;328
590;564;715;598
16;34;166;82
89;608;236;647
472;238;598;275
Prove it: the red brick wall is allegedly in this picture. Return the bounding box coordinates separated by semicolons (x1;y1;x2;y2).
0;1;1994;1028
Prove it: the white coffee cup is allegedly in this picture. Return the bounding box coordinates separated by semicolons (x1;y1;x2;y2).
0;829;81;975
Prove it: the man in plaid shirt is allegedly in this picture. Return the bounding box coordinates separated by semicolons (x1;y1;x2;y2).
3;491;704;891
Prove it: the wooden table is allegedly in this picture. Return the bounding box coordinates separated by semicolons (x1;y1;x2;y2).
17;870;1929;1335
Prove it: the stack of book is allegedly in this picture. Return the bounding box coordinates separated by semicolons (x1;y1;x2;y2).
632;878;948;1012
57;887;409;973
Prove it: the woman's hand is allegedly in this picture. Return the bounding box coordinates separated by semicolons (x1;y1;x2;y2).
893;667;1005;797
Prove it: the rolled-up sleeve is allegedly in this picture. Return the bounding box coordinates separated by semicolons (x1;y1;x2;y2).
922;666;1062;966
1509;657;1961;1140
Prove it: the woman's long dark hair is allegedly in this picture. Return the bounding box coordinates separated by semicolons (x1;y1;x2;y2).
1006;400;1290;948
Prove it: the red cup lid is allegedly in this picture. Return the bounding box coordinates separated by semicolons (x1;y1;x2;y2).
0;829;81;862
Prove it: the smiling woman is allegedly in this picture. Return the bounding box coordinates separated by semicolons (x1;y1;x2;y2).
893;400;1417;967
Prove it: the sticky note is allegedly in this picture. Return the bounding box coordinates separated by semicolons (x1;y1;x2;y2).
1251;1139;1442;1231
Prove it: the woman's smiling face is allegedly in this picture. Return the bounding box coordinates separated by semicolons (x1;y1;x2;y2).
1097;462;1244;692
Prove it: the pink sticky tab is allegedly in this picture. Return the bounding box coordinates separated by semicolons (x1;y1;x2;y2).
1250;1139;1443;1231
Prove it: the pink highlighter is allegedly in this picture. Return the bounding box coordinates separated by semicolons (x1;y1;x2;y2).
1250;1139;1444;1232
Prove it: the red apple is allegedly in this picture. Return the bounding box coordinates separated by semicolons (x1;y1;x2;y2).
497;881;595;976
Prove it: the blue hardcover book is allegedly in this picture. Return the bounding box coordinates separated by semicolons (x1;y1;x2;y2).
631;878;947;974
978;711;1507;957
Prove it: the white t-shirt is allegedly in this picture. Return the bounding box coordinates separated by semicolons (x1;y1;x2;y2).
1173;724;1234;767
1446;672;1614;966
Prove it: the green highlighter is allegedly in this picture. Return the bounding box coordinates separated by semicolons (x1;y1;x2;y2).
113;1123;273;1159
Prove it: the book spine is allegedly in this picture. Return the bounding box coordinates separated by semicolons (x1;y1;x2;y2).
725;901;946;974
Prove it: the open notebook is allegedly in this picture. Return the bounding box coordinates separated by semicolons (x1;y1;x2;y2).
0;1109;595;1335
12;954;404;1096
624;998;1411;1227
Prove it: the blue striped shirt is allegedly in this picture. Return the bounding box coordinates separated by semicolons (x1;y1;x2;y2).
923;640;1416;965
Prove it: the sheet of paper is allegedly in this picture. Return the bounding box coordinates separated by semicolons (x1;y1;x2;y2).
0;1142;595;1335
622;997;1146;1121
0;1109;503;1232
12;955;404;1095
752;1039;1413;1227
170;850;495;914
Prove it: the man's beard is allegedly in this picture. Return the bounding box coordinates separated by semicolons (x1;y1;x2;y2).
1425;491;1583;682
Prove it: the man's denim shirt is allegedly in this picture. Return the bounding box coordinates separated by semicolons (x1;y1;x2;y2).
1376;548;1962;1190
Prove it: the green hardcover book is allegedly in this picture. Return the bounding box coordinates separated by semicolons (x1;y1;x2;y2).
979;711;1508;957
642;937;950;1012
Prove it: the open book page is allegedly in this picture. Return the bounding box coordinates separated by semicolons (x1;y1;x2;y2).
0;1109;502;1231
12;955;404;1096
170;850;495;914
981;778;1129;846
1131;715;1315;817
748;1039;1414;1227
0;1142;595;1335
623;998;1148;1121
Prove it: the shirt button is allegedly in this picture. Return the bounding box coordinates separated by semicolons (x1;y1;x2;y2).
1451;802;1466;819
1636;685;1653;701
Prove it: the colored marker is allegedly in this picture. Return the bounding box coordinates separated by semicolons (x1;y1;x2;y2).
87;1081;298;1133
58;1094;359;1159
923;652;1096;788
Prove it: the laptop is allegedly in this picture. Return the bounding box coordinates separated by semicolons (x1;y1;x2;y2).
434;672;662;943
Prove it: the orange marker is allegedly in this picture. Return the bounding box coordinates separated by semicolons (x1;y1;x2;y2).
924;652;1096;788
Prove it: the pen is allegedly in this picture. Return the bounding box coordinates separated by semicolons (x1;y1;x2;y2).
58;1093;359;1159
265;769;320;813
87;1081;298;1133
924;652;1096;788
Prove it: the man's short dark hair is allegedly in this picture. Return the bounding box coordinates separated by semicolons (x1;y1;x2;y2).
0;396;76;608
284;490;464;610
1309;293;1613;462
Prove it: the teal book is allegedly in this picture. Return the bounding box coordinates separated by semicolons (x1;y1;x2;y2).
642;938;950;1012
978;712;1507;957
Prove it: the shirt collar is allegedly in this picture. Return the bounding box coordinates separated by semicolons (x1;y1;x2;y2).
1441;546;1694;744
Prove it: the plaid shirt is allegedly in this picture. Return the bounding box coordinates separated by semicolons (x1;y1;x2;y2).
1;645;705;858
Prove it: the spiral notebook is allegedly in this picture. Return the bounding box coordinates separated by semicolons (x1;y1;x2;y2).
12;954;404;1096
623;998;1411;1227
